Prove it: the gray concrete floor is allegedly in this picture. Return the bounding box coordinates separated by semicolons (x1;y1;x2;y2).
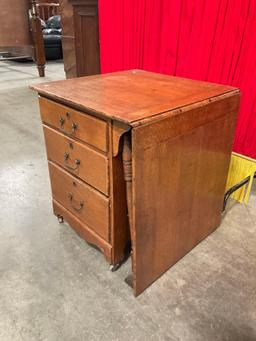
0;60;256;341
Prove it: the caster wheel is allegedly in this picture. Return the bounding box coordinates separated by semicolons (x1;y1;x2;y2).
125;274;133;288
109;263;121;272
57;215;64;223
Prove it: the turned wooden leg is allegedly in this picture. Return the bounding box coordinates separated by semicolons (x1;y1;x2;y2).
37;65;45;77
30;0;46;77
122;134;134;288
122;134;133;229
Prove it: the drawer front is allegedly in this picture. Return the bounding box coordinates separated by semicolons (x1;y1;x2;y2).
49;162;109;241
39;96;107;152
43;125;109;195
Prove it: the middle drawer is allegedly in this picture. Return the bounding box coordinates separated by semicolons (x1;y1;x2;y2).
43;125;109;195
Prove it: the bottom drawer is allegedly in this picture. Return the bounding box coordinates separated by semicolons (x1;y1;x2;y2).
48;161;109;241
53;200;112;263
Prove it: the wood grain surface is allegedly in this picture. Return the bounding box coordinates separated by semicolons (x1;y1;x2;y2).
33;70;240;295
53;199;112;262
59;0;77;78
131;105;238;295
43;125;109;195
71;0;100;76
49;162;109;241
31;70;238;125
39;96;108;152
108;124;130;265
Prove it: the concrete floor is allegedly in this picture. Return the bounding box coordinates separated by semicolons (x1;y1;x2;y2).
0;60;256;341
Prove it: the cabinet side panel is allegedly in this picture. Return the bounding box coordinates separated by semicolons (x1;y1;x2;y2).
132;103;238;295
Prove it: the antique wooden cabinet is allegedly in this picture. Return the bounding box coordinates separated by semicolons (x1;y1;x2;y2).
32;70;240;295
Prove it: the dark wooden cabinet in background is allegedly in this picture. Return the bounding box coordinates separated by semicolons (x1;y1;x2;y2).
60;0;100;78
0;0;46;77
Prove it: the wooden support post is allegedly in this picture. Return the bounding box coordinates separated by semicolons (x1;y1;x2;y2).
122;134;134;288
30;0;46;77
122;134;133;229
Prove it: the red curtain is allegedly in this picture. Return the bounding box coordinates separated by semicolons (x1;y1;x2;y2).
99;0;256;159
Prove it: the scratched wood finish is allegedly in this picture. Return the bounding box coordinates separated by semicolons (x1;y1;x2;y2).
39;96;108;152
32;70;240;295
49;161;109;240
31;70;237;125
43;125;109;195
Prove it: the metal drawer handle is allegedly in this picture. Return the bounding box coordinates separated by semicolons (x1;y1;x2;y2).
59;120;78;134
68;192;84;212
59;117;65;127
71;122;78;133
63;152;80;170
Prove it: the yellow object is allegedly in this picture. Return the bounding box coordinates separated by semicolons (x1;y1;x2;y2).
226;152;256;204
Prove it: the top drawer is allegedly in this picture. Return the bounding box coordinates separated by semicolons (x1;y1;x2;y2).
39;97;107;152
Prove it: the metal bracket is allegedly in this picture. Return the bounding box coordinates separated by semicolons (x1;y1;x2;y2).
223;172;256;211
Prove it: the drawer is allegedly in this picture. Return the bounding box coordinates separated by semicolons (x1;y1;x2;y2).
39;96;107;152
48;162;109;241
43;125;109;195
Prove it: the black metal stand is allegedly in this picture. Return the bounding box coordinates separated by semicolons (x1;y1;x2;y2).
223;172;256;211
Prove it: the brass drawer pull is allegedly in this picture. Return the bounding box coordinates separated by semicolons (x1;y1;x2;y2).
59;117;65;127
59;119;78;134
63;152;80;170
68;192;84;212
71;122;78;133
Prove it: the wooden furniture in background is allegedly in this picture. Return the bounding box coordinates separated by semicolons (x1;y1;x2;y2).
0;0;31;57
0;0;46;77
59;0;76;78
59;0;100;78
32;70;240;295
37;2;60;21
30;0;46;76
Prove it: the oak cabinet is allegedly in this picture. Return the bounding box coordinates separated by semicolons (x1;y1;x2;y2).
32;70;240;295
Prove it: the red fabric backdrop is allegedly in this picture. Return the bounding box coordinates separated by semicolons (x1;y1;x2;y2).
99;0;256;159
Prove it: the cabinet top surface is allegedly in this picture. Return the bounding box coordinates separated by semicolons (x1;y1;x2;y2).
32;69;239;125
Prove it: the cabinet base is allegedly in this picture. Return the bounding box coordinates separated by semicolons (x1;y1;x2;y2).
53;199;112;263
